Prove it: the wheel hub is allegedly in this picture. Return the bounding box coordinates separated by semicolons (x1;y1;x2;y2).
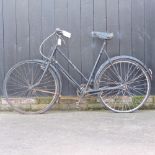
122;84;128;91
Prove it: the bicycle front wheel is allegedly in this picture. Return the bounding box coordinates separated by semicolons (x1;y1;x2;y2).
95;58;151;113
4;60;60;114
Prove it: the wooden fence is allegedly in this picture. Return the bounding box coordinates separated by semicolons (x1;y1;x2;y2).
0;0;155;95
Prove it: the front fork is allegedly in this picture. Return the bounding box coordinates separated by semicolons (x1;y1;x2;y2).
31;61;51;88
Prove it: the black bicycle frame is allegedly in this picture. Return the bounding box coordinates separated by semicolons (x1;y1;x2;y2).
50;41;107;93
38;32;123;95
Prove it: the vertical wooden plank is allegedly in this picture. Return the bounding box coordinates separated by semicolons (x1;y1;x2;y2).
148;0;155;93
41;0;55;59
42;0;55;38
68;0;81;95
94;0;106;32
16;0;29;61
144;0;152;68
119;0;132;55
0;0;4;95
55;0;69;95
3;0;16;73
81;0;94;79
29;0;42;59
93;0;106;67
107;0;120;57
131;0;145;61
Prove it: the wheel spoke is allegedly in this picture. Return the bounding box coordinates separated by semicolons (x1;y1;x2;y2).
96;59;150;112
4;61;59;114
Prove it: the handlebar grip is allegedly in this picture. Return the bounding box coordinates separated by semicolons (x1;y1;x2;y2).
62;30;71;38
56;28;71;38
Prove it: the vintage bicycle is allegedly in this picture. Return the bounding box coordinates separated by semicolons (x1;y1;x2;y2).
3;28;152;114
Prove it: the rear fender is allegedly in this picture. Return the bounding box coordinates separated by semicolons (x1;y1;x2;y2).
94;56;152;82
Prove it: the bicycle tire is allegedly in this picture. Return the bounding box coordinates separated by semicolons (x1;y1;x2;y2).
3;60;60;114
94;57;151;113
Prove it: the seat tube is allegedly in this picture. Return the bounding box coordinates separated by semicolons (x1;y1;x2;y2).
84;41;106;92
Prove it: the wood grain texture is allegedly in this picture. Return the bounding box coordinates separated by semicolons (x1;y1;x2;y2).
29;0;42;59
54;0;69;95
0;0;4;94
81;0;94;79
131;0;145;61
93;0;106;68
119;0;132;55
0;0;154;95
3;0;16;73
16;0;29;61
107;0;120;57
68;0;81;94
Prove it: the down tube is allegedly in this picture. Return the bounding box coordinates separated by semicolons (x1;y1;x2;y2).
57;48;88;81
55;62;81;91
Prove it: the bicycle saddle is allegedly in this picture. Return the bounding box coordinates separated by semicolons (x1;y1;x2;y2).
92;31;114;40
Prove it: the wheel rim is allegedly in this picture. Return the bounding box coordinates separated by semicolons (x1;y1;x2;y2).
4;61;59;114
97;60;150;112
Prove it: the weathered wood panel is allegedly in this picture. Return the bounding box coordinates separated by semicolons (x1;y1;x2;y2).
119;0;132;55
41;0;55;59
41;0;55;37
132;0;145;61
81;0;94;80
93;0;106;67
29;0;42;59
16;0;29;61
149;0;155;93
55;0;69;95
0;0;4;94
68;0;81;95
107;0;120;57
144;0;152;68
0;0;154;95
3;0;16;73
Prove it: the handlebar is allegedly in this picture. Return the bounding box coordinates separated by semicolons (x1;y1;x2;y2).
39;28;71;59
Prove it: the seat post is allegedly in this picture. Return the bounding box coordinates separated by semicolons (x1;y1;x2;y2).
100;41;106;54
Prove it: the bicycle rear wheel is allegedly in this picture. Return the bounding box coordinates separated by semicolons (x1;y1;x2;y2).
4;60;60;114
94;58;151;112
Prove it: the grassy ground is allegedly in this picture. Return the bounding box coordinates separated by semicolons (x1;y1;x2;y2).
0;95;155;112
